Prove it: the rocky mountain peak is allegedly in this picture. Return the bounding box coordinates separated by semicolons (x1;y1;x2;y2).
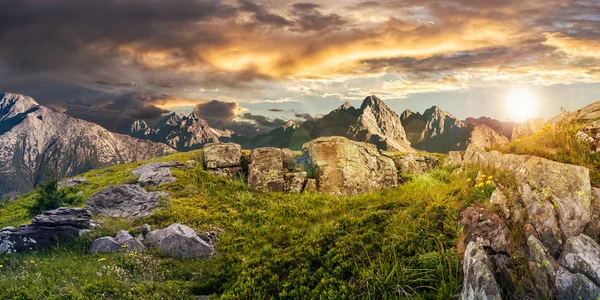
337;102;354;111
0;93;40;121
282;120;298;131
130;120;149;135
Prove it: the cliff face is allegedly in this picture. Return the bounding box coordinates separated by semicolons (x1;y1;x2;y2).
0;93;174;199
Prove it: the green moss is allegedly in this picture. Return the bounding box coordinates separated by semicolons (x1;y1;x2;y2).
0;150;483;299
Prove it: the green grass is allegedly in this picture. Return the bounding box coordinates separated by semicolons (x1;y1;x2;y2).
493;123;600;187
0;151;482;299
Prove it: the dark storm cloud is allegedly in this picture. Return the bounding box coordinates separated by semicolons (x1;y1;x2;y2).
289;2;346;32
62;92;172;133
239;0;293;26
192;99;286;137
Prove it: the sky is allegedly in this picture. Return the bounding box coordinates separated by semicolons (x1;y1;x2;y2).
0;0;599;136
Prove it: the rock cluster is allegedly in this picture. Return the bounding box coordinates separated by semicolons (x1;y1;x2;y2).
0;208;92;254
90;230;146;254
248;147;308;193
303;136;397;196
203;143;243;179
447;149;600;299
85;184;167;219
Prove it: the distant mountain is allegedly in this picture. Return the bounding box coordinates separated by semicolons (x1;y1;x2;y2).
464;116;516;139
130;113;245;151
253;95;414;151
401;106;508;153
0;93;174;200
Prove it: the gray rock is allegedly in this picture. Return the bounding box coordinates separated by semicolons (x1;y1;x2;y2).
0;208;92;254
248;148;285;192
203;143;242;169
90;230;146;254
584;187;600;242
132;162;182;186
558;234;600;287
146;223;216;259
281;148;297;170
303;136;398;196
526;235;555;297
85;184;167;219
58;177;88;189
554;265;600;299
394;154;438;175
285;172;307;193
460;240;502;300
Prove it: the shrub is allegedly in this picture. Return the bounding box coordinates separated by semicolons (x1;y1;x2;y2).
28;181;84;215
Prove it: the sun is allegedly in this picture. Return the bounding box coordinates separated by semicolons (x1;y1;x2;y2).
505;88;537;122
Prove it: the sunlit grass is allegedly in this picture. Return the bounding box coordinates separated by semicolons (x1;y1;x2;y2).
0;151;482;299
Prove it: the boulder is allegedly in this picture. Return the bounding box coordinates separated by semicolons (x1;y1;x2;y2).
558;234;600;287
90;230;146;254
284;172;307;193
208;167;243;180
58;177;88;189
394;154;438;175
449;150;592;258
86;185;167;219
0;208;91;254
303;136;397;196
146;223;216;259
460;240;502;300
131;161;182;186
459;206;511;254
203;143;241;169
248;148;285;192
554;265;600;299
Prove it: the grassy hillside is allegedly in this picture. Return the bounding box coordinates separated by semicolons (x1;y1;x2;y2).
0;150;491;299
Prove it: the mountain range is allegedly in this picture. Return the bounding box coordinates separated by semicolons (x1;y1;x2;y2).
0;92;512;199
0;93;173;200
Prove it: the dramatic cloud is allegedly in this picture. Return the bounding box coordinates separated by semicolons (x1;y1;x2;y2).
0;0;598;128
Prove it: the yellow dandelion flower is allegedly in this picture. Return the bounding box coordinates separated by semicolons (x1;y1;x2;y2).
467;178;472;182
488;176;493;180
30;260;35;264
121;244;129;248
98;258;107;262
486;180;492;185
476;177;482;182
0;264;3;268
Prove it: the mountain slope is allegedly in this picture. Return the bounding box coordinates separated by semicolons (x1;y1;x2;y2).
0;93;174;199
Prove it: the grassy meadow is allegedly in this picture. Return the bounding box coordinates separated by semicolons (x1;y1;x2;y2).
0;149;494;299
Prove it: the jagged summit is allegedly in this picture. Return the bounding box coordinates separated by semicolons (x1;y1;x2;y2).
130;112;221;151
282;120;298;131
0;93;40;122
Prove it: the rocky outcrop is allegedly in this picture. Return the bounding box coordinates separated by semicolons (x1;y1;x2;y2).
466;125;509;151
452;149;600;298
461;240;502;300
248;148;285;192
90;230;146;254
547;101;600;127
0;208;91;254
394;154;438;175
58;177;88;189
448;150;592;258
303;136;397;196
584;187;600;241
132;162;182;186
0;93;174;200
203;143;242;179
85;185;167;219
146;223;216;259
